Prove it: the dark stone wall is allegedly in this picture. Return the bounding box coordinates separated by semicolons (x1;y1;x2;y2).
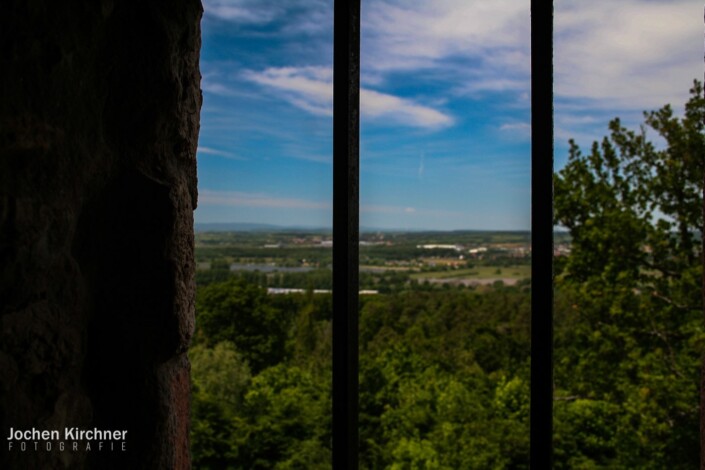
0;1;202;468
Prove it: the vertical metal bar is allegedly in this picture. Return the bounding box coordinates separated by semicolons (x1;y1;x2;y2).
700;5;705;470
332;0;360;468
530;1;554;468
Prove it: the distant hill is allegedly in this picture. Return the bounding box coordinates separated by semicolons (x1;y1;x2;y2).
195;222;552;235
195;222;330;233
195;222;428;233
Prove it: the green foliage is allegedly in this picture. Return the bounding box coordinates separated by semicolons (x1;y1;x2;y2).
190;341;251;469
191;342;251;410
195;278;288;373
195;259;234;286
191;278;532;469
231;364;331;469
553;80;704;468
553;398;620;469
357;288;531;469
190;340;331;469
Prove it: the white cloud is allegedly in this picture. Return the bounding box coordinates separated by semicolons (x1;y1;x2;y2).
362;0;530;94
199;189;329;210
499;122;530;135
197;146;246;160
243;66;333;116
555;0;701;110
202;0;283;24
360;0;698;111
201;81;236;96
286;153;331;165
363;0;529;67
203;0;699;121
458;78;529;96
202;0;332;35
361;203;463;218
361;89;453;128
549;0;703;156
243;66;453;129
362;1;698;98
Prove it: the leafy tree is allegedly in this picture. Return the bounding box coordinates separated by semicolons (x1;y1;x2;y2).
195;278;288;372
190;341;251;469
553;80;704;468
231;364;331;469
191;341;252;410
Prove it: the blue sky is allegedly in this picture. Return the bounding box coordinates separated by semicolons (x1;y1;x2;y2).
195;0;701;231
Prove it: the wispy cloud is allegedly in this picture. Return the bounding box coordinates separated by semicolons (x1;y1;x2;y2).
361;89;453;128
243;66;453;129
362;0;530;95
201;81;237;97
499;122;530;139
242;66;333;116
361;0;698;111
202;0;283;24
281;142;331;164
555;0;700;110
458;78;529;96
202;0;332;36
197;146;246;160
362;203;465;219
200;189;330;210
364;0;529;67
499;122;528;131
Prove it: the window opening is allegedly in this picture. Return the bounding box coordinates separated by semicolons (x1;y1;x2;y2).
192;0;701;467
356;1;537;468
192;2;335;468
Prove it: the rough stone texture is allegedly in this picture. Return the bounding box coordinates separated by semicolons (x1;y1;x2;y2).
0;1;202;468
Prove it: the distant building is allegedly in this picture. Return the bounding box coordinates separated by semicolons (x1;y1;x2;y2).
267;288;378;295
554;244;572;256
417;244;462;251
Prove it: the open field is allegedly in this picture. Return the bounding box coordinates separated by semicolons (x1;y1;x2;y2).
195;230;535;290
411;265;530;280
